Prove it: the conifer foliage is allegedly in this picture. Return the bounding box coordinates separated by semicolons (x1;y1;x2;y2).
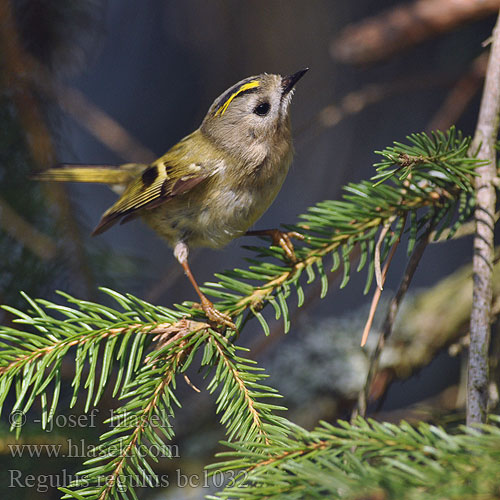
210;416;500;499
0;129;490;499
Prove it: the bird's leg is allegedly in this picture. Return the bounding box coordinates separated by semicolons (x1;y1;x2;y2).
245;229;304;263
174;242;236;329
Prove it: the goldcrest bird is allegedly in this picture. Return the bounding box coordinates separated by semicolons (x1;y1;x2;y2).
37;69;308;328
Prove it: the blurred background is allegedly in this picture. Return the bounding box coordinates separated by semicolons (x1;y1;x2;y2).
1;0;499;498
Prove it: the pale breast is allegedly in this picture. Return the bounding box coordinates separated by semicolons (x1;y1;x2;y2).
143;147;293;249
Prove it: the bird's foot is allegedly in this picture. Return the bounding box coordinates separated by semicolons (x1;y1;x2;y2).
248;229;304;263
200;296;236;330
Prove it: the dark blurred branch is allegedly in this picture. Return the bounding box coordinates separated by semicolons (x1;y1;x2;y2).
1;0;157;299
0;0;95;297
331;0;500;65
427;53;487;131
366;249;500;416
467;11;500;426
296;72;469;149
0;197;57;259
354;224;432;419
314;74;453;130
55;84;156;164
0;0;53;167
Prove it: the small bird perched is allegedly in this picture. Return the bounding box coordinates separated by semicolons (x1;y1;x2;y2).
37;69;308;328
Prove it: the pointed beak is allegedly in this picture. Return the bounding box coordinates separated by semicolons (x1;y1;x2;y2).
281;68;309;95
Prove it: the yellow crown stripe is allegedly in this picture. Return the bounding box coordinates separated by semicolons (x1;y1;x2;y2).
215;80;260;117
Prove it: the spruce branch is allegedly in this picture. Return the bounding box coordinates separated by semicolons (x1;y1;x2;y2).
0;289;287;499
215;129;479;333
0;289;187;429
0;127;486;499
204;328;288;443
210;416;500;499
73;355;177;499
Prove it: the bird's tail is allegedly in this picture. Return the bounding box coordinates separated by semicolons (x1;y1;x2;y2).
33;163;145;185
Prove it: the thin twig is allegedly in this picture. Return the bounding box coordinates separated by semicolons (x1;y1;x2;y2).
467;10;500;426
183;374;201;393
361;233;401;348
354;224;433;419
374;221;392;290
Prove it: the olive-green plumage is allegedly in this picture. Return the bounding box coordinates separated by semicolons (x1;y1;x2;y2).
37;69;308;326
39;70;307;249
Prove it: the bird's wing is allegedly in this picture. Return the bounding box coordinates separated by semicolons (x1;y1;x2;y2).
92;154;208;236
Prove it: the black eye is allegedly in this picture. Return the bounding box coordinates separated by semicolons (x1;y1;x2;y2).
254;102;270;116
